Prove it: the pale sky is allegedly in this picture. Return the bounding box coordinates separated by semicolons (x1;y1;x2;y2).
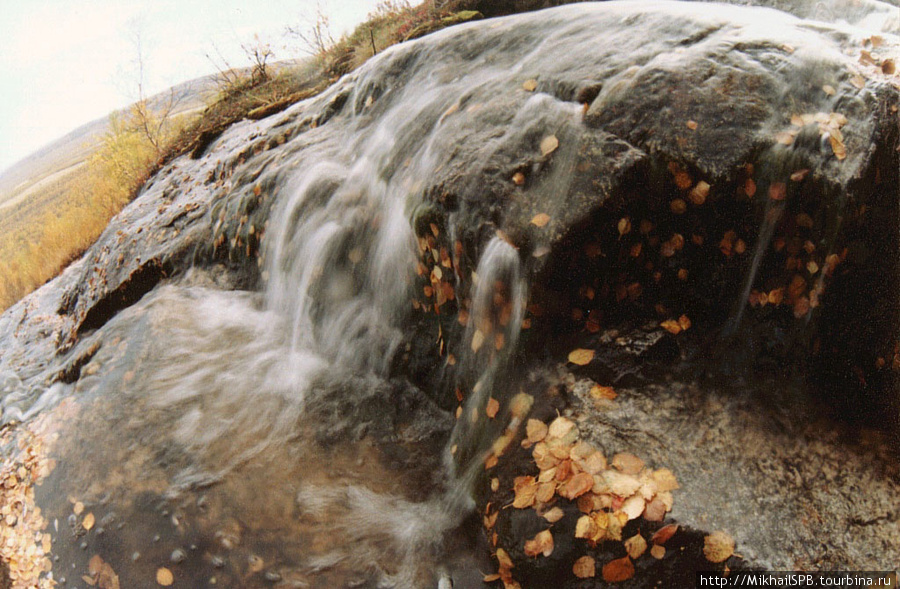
0;0;381;174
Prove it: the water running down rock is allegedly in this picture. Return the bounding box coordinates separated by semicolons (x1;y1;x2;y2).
1;2;898;588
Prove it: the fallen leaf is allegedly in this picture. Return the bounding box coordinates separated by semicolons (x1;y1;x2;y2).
83;512;95;531
531;213;551;227
768;182;786;201
496;548;514;569
651;524;680;545
524;529;554;557
535;481;556;504
582;451;607;474
513;476;538;508
540;135;559;156
686;120;698;130
621;495;646;520
532;442;560;470
643;496;667;521
744;178;757;197
560;472;594;500
590;384;617;400
575;515;599;539
822;85;836;96
484;573;501;582
573;556;596;578
543;507;565;523
74;501;84;515
651;469;679;492
512;172;525;186
472;330;485;352
602;556;635;582
624;533;648;559
618;217;631;237
156;568;174;586
612;453;644;475
523;79;538;91
660;320;682;335
689;181;710;205
526;419;548;443
603;470;642;497
567;348;594;366
703;531;735;563
486;398;500;418
651;545;666;559
548;416;576;439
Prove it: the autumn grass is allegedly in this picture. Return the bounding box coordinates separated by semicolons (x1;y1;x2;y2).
0;1;478;313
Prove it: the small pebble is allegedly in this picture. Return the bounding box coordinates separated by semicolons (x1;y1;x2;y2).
212;556;225;568
80;542;88;550
153;534;161;543
264;571;282;582
132;552;141;562
171;548;187;563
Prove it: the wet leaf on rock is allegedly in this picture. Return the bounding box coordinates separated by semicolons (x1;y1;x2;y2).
651;524;679;545
612;453;644;475
573;556;596;578
83;512;95;531
703;531;735;563
156;567;174;586
567;348;594;365
531;213;551;227
624;533;648;559
523;79;538;91
513;476;538;508
590;384;617;400
560;472;594;500
548;416;576;439
602;556;635;583
540;135;559;156
543;507;565;523
526;419;548;443
472;330;485;352
523;529;554;557
486;398;500;418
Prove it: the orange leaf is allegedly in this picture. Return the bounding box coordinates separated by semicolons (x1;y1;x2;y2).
486;398;500;418
156;568;174;586
523;529;554;557
513;476;538;509
560;472;594;500
602;556;635;582
651;524;680;545
531;213;551;227
567;348;594;365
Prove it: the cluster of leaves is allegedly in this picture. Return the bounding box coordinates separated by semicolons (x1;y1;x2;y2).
0;424;56;588
482;415;681;587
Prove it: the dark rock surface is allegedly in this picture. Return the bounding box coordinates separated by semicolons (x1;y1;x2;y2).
1;3;898;588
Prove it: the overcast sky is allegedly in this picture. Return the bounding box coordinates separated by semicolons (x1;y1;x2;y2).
0;0;380;174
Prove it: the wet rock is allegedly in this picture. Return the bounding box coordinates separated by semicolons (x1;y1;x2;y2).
0;2;897;589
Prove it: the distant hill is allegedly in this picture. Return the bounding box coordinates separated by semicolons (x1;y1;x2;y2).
0;74;221;213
